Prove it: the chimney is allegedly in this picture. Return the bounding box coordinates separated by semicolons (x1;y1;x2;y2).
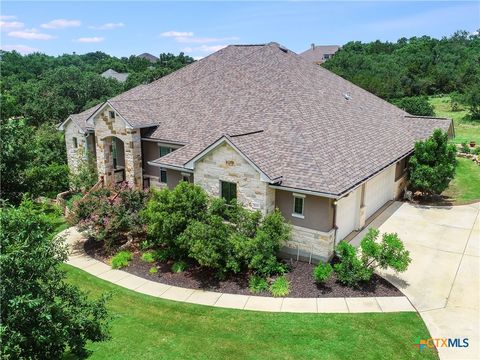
311;43;315;50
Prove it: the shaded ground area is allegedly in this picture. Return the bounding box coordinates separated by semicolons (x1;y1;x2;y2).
63;265;438;360
85;239;402;298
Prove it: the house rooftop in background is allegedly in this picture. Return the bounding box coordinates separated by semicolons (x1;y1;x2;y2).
300;44;341;64
137;53;159;63
101;69;129;83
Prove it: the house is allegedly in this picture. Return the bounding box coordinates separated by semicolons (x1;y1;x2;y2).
300;44;340;64
59;42;453;262
101;69;129;83
137;53;159;63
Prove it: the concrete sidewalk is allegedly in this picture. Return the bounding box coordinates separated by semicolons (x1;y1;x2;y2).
60;227;415;314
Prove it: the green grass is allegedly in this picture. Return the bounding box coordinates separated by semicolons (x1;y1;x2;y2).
63;265;437;360
443;157;480;204
429;96;480;144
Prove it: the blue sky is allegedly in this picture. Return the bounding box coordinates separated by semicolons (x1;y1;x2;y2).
1;1;478;58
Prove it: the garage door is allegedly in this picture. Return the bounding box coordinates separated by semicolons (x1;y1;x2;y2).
336;188;359;243
364;165;395;219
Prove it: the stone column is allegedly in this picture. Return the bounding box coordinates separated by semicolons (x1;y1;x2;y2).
124;129;143;189
96;137;113;186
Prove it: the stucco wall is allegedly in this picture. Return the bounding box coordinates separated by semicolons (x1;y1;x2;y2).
142;140;159;176
193;142;275;215
64;121;86;173
275;190;334;232
94;106;142;188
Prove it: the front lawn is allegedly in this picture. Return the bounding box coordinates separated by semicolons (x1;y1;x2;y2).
63;265;437;360
442;157;480;204
429;96;480;145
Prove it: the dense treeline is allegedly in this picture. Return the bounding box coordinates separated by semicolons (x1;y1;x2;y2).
323;31;480;118
0;51;194;124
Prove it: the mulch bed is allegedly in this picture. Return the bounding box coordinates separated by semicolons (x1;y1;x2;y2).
84;239;402;298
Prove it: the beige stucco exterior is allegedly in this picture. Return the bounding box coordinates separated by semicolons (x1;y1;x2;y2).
193;142;275;215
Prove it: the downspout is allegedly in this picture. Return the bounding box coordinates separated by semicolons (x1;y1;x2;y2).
332;198;338;259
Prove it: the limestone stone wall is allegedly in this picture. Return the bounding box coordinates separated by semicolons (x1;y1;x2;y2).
64;121;86;173
280;225;335;263
194;142;275;215
94;106;143;189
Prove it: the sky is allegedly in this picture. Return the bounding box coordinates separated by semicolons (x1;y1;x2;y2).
1;1;478;58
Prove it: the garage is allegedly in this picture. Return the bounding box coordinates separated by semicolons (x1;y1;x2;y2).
335;187;360;243
364;165;395;219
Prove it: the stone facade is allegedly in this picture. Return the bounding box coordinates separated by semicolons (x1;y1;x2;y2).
194;142;275;215
64;121;86;173
280;225;335;263
93;106;143;188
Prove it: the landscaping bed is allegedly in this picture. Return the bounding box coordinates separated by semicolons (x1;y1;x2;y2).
84;239;402;298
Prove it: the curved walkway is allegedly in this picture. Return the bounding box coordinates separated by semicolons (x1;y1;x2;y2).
60;227;414;314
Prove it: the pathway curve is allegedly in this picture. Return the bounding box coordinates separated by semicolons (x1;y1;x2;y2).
60;227;414;314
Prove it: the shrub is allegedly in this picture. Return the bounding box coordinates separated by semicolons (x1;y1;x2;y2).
171;261;187;273
269;276;290;297
1;201;109;358
408;129;457;195
334;241;373;287
141;182;208;255
460;143;471;154
141;252;155;263
360;228;411;273
474;147;480;156
393;96;435;116
313;262;333;283
69;153;98;192
153;248;173;262
149;266;158;274
111;251;132;269
248;275;269;294
25;163;70;199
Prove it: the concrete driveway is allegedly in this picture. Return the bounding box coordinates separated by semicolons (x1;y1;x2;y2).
352;201;479;360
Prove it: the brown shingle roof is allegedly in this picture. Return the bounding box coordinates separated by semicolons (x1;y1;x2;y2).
300;45;341;63
68;103;103;132
70;42;452;196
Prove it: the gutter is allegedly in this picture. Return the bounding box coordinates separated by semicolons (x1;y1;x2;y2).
147;161;194;173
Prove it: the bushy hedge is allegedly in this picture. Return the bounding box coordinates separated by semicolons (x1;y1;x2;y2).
69;185;149;251
142;183;291;277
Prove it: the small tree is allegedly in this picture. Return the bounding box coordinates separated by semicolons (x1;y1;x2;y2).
408;129;457;196
0;200;110;358
393;96;435;116
69;153;98;193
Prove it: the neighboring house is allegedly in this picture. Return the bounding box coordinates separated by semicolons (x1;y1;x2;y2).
137;53;159;63
101;69;129;83
300;44;340;64
59;42;453;262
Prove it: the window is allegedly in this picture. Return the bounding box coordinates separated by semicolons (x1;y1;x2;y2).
159;146;172;157
109;111;116;119
292;194;305;218
72;137;78;148
220;181;237;203
160;169;167;183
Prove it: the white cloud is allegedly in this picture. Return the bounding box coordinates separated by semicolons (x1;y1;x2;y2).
1;44;40;54
160;31;194;38
0;15;17;20
74;37;104;43
183;44;227;53
0;20;24;31
8;28;56;40
41;19;81;29
89;22;125;30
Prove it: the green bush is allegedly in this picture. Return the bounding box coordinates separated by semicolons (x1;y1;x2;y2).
334;242;373;287
111;251;133;269
313;262;333;283
171;261;187;273
69;153;98;192
248;275;269;294
408;129;457;195
393;96;435;116
460;143;471;154
25;163;70;199
473;147;480;156
141;252;155;263
0;201;109;358
153;248;173;262
141;182;208;256
269;276;290;297
149;266;158;274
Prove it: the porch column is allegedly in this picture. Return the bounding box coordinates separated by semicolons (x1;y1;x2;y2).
96;137;114;185
124;129;143;189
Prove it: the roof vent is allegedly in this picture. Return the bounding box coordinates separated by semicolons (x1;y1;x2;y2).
343;93;352;101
